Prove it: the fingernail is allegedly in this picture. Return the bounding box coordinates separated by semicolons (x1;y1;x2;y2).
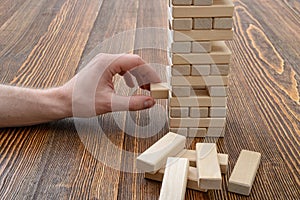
144;99;154;108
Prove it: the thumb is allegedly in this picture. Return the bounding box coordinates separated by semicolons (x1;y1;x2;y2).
111;94;156;112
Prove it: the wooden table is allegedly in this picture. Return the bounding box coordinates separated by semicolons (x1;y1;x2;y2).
0;0;299;199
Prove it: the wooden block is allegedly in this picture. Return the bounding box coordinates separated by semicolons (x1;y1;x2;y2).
228;150;261;196
207;127;225;137
190;107;209;118
190;88;208;96
172;0;193;5
136;132;186;172
209;107;227;117
191;65;211;76
150;83;169;99
170;118;226;128
208;86;228;97
172;86;191;97
213;17;233;29
171;76;229;86
172;0;234;18
210;64;230;75
193;0;213;6
172;18;193;30
193;18;213;30
171;42;191;53
189;128;207;137
145;167;208;192
173;29;233;41
192;41;212;53
170;107;189;118
170;128;188;136
170;96;227;107
172;41;231;64
176;150;229;174
196;143;222;189
172;65;191;76
159;157;189;200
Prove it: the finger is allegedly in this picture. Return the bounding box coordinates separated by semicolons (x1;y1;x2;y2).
129;63;161;87
111;94;156;112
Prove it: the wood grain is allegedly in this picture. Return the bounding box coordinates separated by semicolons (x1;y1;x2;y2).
0;0;299;199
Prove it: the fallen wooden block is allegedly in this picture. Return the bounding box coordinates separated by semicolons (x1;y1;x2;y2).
176;149;228;173
150;83;170;99
196;143;222;190
159;158;189;200
228;150;261;196
136;132;186;172
145;166;207;192
172;0;234;18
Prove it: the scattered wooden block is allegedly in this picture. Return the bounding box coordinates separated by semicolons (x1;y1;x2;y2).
214;17;233;29
172;0;193;5
170;107;189;118
191;65;211;76
172;18;193;30
172;41;231;64
176;149;229;174
170;96;227;107
172;65;191;76
171;76;229;86
193;0;213;6
170;118;226;128
172;86;191;97
159;157;189;200
194;18;213;30
192;41;212;53
171;42;192;53
210;64;230;75
228;150;261;196
136;132;186;172
173;29;233;41
209;107;227;117
189;107;209;118
208;86;228;97
145;166;208;192
196;143;222;189
150;83;170;99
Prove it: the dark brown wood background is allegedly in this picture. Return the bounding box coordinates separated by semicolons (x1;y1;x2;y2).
0;0;299;199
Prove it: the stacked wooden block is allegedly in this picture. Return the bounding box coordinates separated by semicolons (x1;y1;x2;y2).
168;0;234;137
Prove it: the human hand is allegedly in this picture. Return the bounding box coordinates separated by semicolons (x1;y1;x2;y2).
62;53;161;117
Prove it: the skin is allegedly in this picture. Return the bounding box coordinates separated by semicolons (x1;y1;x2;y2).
0;54;161;128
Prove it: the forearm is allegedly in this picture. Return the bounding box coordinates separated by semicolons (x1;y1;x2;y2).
0;85;71;127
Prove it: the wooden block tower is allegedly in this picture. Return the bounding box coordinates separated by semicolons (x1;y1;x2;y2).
168;0;234;137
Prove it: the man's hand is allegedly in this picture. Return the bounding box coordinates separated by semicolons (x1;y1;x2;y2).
0;54;161;127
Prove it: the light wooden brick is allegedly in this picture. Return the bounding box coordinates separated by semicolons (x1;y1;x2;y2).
191;65;211;76
150;83;170;99
172;65;191;76
173;29;233;41
172;86;191;97
196;143;222;189
170;107;189;118
189;128;207;137
194;18;213;30
193;0;213;6
173;18;193;30
214;17;233;29
190;107;209;118
170;96;227;107
192;41;212;53
228;150;261;196
171;76;229;86
172;0;193;5
171;42;191;53
208;86;228;97
210;64;230;75
169;118;226;128
207;127;225;137
210;107;227;117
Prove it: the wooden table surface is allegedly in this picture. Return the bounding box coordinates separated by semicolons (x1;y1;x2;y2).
0;0;299;199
